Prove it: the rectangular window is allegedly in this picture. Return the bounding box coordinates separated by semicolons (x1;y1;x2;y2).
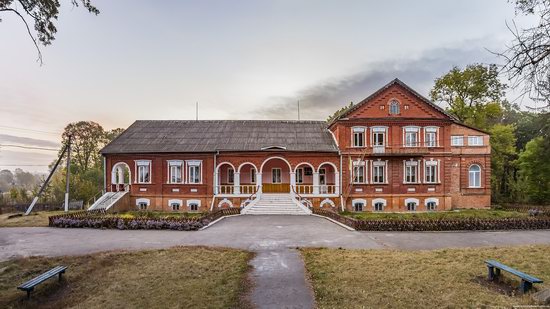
168;161;183;183
468;136;483;146
371;127;386;147
296;168;304;184
372;161;385;184
404;161;418;183
425;132;437;147
451;135;464;146
352;127;365;147
187;161;202;184
404;127;419;147
227;168;234;184
319;168;326;185
136;161;151;183
353;162;365;183
272;168;282;183
425;161;438;183
189;203;198;211
250;168;256;183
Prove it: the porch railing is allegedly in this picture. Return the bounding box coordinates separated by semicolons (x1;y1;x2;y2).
240;185;258;195
218;185;234;195
295;184;314;194
293;185;337;195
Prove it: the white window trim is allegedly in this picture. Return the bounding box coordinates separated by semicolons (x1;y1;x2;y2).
403;160;420;184
468;165;482;188
371;160;387;184
389;99;400;114
351;126;366;148
135;160;152;184
136;198;150;206
167;160;184;184
186;160;203;184
250;168;256;183
424;126;439;147
352;198;367;211
227;167;235;184
423;159;440;184
403;126;420;148
187;199;201;211
372;198;386;211
451;135;464;146
352;160;367;184
296;168;304;184
370;126;387;147
405;198;419;211
272;168;282;184
168;199;183;210
467;136;484;146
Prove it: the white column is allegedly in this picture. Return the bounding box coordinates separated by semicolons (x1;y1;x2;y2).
334;171;340;195
313;172;320;195
256;172;262;194
117;167;124;185
290;172;296;197
111;169;117;190
214;172;219;195
234;172;240;195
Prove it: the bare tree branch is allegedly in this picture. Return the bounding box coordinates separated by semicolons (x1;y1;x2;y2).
0;7;42;65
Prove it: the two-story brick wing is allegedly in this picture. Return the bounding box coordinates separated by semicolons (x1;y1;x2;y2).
96;79;490;214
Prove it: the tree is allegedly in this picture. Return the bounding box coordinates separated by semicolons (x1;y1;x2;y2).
61;121;106;173
489;124;518;202
517;137;550;203
0;0;99;64
494;0;550;106
430;64;507;129
327;102;353;123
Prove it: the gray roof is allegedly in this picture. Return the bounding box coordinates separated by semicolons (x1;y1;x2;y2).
101;120;338;154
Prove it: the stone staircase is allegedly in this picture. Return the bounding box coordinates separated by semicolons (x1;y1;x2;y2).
88;191;128;211
242;193;311;215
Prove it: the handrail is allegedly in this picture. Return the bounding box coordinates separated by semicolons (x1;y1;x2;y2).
241;185;259;208
292;186;312;208
86;187;108;207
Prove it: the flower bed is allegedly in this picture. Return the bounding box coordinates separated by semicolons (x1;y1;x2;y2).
313;208;550;231
49;208;241;231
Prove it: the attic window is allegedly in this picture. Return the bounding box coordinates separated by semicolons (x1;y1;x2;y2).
389;100;400;114
260;146;287;150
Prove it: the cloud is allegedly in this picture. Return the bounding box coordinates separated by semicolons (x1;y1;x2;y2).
0;134;60;148
252;43;500;120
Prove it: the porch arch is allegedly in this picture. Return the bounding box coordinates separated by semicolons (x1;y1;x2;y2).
111;162;131;191
259;156;292;193
293;162;315;173
259;156;292;172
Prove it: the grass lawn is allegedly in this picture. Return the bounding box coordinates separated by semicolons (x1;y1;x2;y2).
0;246;253;309
341;209;529;220
0;211;70;227
301;245;550;308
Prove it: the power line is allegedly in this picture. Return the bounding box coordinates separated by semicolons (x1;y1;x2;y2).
0;144;59;151
0;164;51;166
0;125;61;135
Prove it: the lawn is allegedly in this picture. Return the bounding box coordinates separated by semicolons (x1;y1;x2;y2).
342;209;529;220
0;211;70;227
301;245;550;308
0;246;253;309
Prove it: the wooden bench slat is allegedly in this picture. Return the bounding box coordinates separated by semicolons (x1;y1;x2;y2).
485;260;543;283
18;266;67;290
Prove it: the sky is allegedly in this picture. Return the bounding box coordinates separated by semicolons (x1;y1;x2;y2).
0;0;535;173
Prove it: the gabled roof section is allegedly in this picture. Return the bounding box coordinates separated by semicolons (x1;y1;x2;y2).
101;120;339;154
329;78;459;125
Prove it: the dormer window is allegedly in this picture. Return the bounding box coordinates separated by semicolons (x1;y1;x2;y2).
389;100;400;114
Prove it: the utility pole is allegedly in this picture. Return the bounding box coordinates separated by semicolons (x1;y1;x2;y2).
297;100;300;120
196;102;199;120
64;135;72;212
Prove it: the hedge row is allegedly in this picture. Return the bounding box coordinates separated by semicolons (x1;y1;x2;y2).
313;208;550;231
48;208;241;231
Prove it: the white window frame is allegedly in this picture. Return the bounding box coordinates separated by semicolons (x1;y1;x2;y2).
405;198;419;211
389;100;400;114
136;198;150;210
425;198;439;211
187;199;201;212
168;199;183;211
468;136;484;146
167;160;183;184
272;168;282;184
403;160;419;184
403;127;419;147
187;160;202;184
469;164;482;188
371;126;387;147
424;159;439;184
451;135;464;146
372;160;386;184
424;127;438;147
352;161;366;184
372;198;386;212
352;199;366;212
135;160;151;184
352;127;366;147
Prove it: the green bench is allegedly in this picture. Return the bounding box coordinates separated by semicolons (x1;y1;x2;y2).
17;266;67;299
485;260;543;293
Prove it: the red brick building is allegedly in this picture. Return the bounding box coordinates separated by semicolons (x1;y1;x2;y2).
95;79;490;213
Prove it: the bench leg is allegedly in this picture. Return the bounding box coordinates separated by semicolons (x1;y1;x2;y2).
26;289;31;299
59;270;65;282
495;268;501;279
520;280;532;294
487;266;495;281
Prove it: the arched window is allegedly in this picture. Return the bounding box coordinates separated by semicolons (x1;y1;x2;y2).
389;100;400;114
374;202;384;212
469;165;481;188
406;202;417;211
426;202;436;211
352;199;366;212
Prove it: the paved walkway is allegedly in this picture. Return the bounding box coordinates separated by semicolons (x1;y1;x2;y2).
2;215;550;309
